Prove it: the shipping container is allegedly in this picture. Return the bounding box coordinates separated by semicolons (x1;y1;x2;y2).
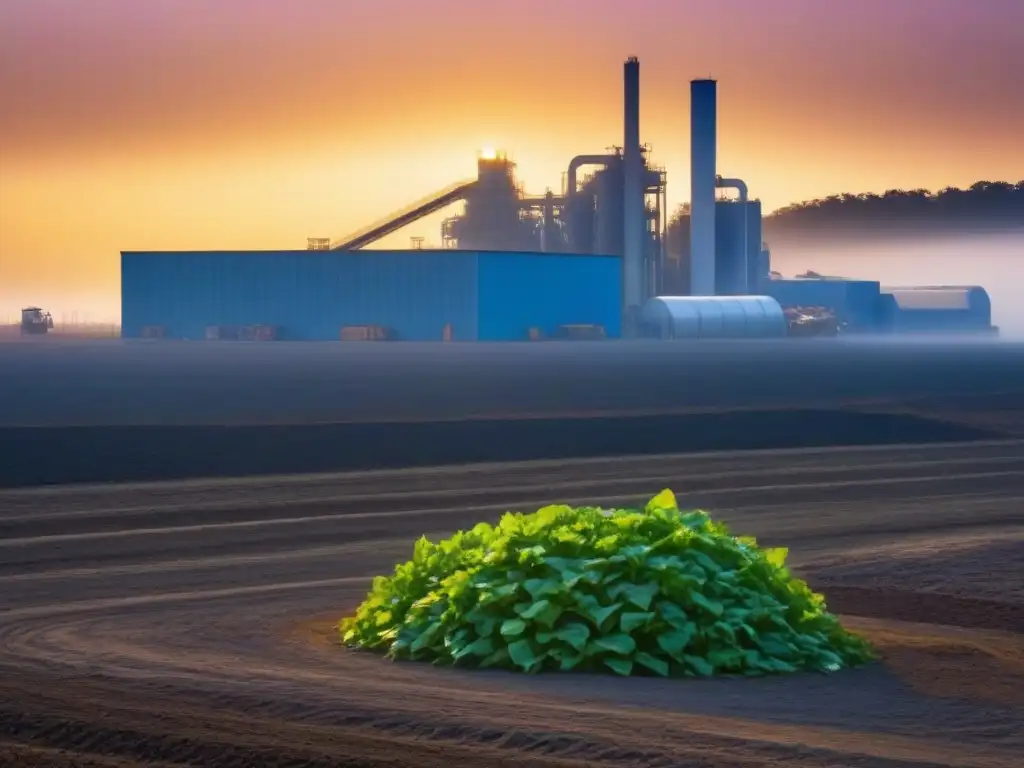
121;250;622;341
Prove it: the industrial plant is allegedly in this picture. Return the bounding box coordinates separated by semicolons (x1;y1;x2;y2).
121;58;996;341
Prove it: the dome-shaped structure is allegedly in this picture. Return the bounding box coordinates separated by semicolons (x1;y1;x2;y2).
641;296;788;339
878;285;993;333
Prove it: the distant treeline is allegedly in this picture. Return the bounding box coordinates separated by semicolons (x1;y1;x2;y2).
764;181;1024;239
667;181;1024;248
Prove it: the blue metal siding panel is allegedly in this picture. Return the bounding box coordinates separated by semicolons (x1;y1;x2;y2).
762;279;882;331
876;286;993;333
476;253;622;340
120;251;478;340
891;309;989;332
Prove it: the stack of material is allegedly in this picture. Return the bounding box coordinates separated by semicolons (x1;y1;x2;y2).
784;306;839;337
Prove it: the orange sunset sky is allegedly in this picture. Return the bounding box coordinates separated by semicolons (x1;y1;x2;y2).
1;0;1022;320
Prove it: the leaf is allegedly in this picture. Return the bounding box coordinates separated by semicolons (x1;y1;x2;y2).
645;489;678;512
620;612;655;633
656;626;694;656
656;601;693;630
690;592;724;617
533;602;564;628
479;647;510;669
647;555;684;571
688;551;722;575
452;636;495;661
410;621;443;652
709;621;736;642
543;556;585;575
516;599;551;620
478;583;518;604
635;652;670;677
575;595;622;629
519;545;547;561
604;657;634;676
378;626;400;642
752;656;797;674
500;618;527;638
508;639;538;670
523;578;561;599
560;651;585;671
764;548;789;568
620;544;652;562
685;655;714;676
534;504;570;526
708;647;744;671
591;633;637;655
474;617;499;638
616;582;659;611
556;622;591;651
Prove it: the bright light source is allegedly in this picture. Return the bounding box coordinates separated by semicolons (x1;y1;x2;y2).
480;146;497;160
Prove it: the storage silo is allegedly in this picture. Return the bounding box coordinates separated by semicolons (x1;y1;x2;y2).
714;199;762;295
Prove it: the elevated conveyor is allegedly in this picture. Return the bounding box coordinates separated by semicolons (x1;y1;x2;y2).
330;179;477;250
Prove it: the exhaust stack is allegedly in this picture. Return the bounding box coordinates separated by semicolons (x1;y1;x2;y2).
622;56;644;312
689;79;717;295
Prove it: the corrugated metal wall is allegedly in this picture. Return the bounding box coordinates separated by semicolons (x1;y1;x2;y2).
121;250;478;340
476;252;622;340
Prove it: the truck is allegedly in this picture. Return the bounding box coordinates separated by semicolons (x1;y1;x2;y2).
20;307;54;335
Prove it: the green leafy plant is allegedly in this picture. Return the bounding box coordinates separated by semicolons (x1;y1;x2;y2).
339;490;875;677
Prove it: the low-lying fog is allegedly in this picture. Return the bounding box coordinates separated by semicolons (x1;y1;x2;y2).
768;233;1024;338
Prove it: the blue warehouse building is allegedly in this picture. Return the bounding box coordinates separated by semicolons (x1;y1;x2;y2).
121;250;622;341
877;286;993;334
761;278;883;332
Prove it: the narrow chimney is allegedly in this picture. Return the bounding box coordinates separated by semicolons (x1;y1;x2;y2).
689;79;717;295
622;57;644;312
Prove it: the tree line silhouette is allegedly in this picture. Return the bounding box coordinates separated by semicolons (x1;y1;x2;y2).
762;180;1023;237
666;181;1023;246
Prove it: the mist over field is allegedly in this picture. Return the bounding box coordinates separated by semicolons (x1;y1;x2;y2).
767;233;1024;337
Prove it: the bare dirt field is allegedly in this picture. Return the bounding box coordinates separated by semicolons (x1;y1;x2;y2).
2;441;1022;767
2;339;1022;764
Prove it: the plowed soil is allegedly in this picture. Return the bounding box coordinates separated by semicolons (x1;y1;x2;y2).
2;441;1022;767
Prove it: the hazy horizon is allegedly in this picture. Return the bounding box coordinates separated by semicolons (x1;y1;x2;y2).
3;233;1020;339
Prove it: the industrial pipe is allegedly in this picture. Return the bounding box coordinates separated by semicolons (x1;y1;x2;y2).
715;176;748;202
716;175;750;293
566;154;616;197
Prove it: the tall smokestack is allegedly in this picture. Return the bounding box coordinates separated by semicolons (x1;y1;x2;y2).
622;56;644;314
689;79;717;295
